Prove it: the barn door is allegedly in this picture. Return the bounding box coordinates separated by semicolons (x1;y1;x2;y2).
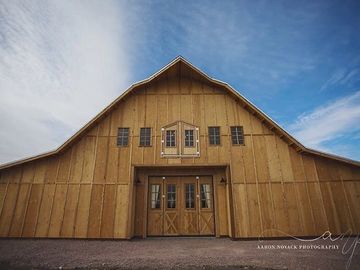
147;177;163;236
163;177;180;235
198;176;215;235
147;176;214;236
181;177;198;235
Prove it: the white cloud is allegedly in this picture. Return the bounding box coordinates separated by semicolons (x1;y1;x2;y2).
289;91;360;148
0;1;132;164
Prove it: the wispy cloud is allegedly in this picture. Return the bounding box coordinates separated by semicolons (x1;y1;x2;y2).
0;1;132;164
124;1;334;102
320;68;359;92
288;91;360;151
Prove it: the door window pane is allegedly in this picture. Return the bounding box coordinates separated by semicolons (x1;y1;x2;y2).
150;184;161;209
200;184;211;209
167;184;176;208
185;183;195;208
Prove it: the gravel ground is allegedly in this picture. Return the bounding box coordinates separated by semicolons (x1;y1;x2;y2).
0;237;359;270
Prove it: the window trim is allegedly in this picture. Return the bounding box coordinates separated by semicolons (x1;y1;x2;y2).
117;127;130;147
165;129;177;148
230;126;245;146
208;126;221;146
139;127;152;147
160;121;200;158
184;129;195;148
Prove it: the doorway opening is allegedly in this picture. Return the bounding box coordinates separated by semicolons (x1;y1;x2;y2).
147;176;215;236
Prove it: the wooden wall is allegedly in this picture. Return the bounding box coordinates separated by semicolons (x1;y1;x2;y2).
0;157;131;238
0;62;359;238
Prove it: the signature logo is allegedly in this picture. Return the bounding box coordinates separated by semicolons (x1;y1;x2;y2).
257;229;359;270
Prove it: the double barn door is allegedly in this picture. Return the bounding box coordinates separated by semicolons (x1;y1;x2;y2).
147;176;215;236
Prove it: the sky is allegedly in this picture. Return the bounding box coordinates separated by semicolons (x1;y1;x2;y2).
0;0;360;164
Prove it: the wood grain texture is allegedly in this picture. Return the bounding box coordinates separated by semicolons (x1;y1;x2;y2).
74;184;92;238
61;184;80;237
87;184;104;238
0;184;19;236
48;184;68;237
100;185;117;238
9;184;31;237
22;184;43;237
35;184;56;237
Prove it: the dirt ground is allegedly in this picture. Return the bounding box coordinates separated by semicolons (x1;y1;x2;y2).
0;237;359;270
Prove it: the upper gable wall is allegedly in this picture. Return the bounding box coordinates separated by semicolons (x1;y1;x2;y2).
0;61;359;185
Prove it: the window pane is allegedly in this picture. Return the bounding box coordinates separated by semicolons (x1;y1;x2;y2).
117;128;129;146
185;183;195;208
150;184;161;209
140;127;151;146
200;184;211;209
208;127;220;145
184;130;194;147
231;126;244;145
167;184;176;208
166;130;176;147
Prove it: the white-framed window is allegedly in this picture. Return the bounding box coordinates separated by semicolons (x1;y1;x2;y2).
166;130;176;147
184;129;194;147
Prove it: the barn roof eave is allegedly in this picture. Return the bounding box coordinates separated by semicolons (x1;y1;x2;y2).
0;56;359;170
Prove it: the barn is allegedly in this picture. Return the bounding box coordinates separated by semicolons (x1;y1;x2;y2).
0;56;359;239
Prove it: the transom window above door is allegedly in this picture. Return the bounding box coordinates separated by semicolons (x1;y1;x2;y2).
161;121;200;158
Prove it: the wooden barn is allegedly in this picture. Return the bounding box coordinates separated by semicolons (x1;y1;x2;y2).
0;57;359;239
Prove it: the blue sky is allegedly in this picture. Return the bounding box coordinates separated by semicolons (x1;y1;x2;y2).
0;0;360;164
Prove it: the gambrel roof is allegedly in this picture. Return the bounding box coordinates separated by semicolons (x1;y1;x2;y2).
1;56;359;169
